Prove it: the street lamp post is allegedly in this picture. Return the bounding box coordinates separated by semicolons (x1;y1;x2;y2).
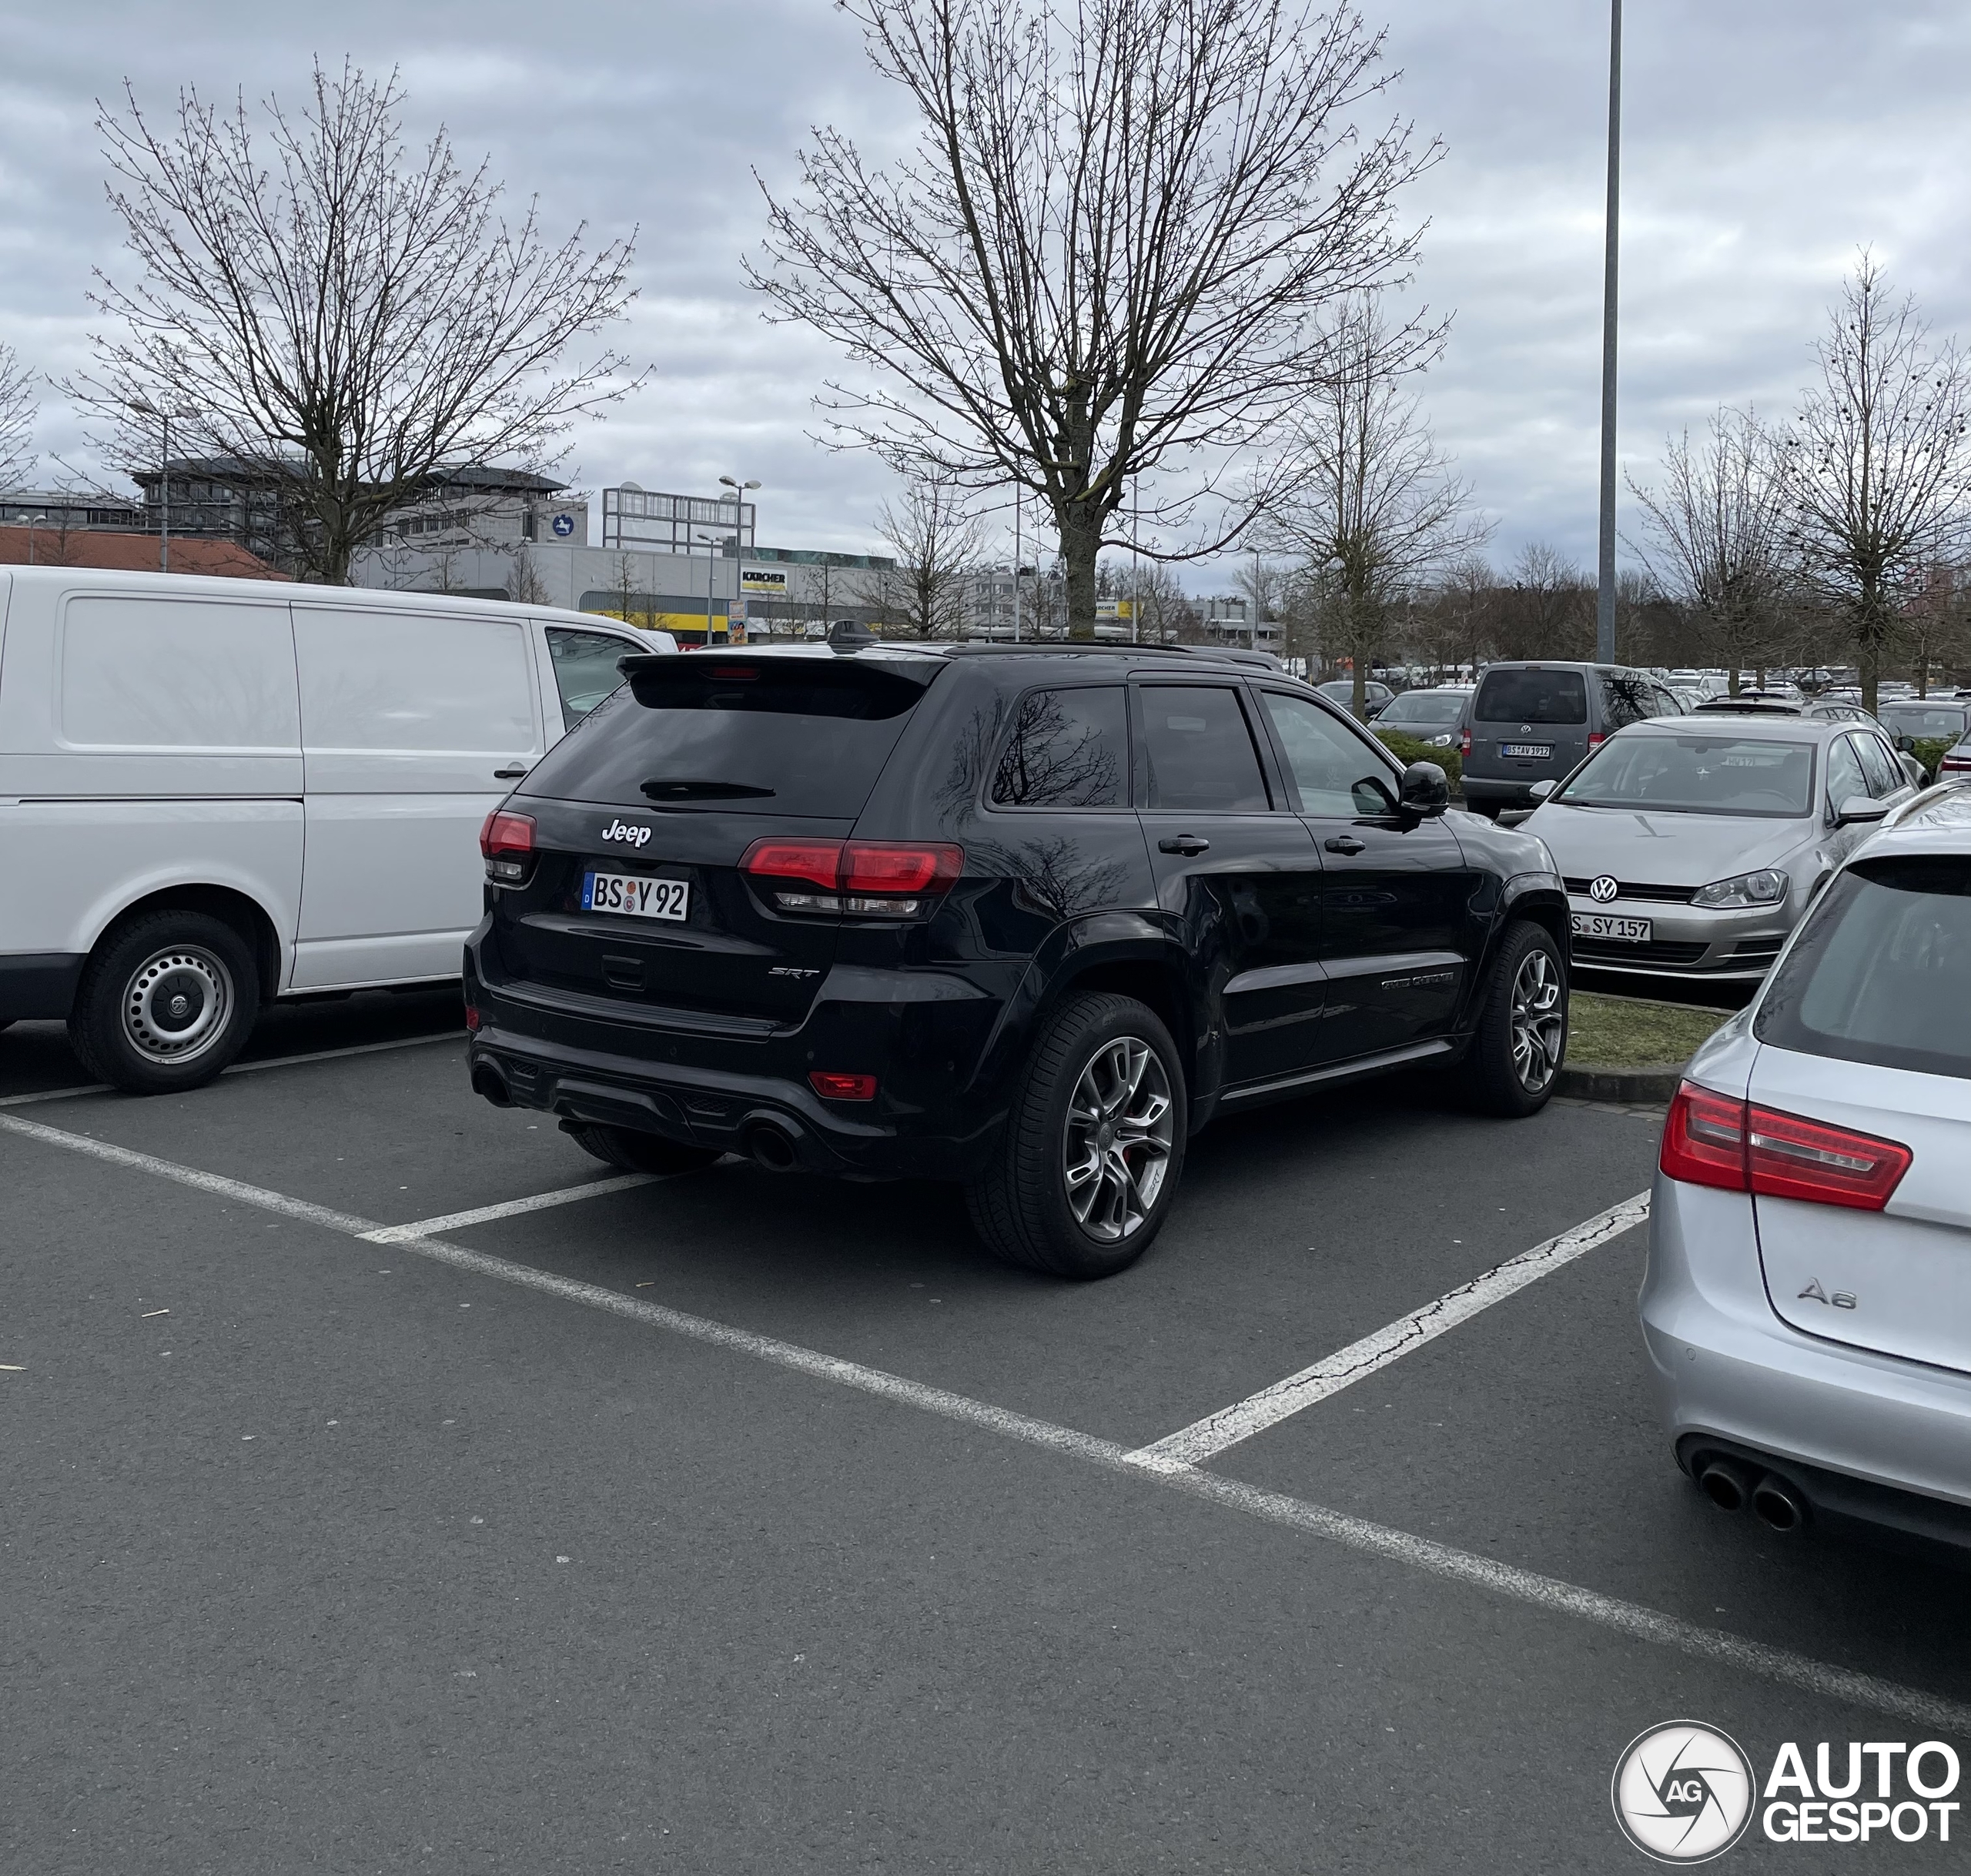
1595;0;1622;665
27;512;49;565
129;398;197;573
718;476;761;641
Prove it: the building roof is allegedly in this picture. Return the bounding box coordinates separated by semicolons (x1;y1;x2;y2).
0;527;291;580
129;457;567;496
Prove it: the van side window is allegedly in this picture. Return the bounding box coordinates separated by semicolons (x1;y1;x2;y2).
547;628;637;729
1600;672;1655;732
295;610;534;751
59;597;298;749
989;686;1128;808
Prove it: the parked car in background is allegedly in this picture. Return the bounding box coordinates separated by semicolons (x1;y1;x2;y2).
1314;677;1395;720
1522;715;1916;980
1459;662;1682;818
0;567;672;1092
1938;731;1971;781
1876;699;1971;778
466;640;1571;1278
1368;687;1467;747
1642;785;1971;1550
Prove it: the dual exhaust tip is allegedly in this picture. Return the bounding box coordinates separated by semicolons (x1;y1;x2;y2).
1698;1456;1809;1533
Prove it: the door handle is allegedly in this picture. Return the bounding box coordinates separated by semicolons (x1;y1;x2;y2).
1323;834;1367;855
1158;835;1210;856
494;765;530;781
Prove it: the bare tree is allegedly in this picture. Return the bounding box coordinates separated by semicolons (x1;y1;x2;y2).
65;60;639;583
1491;543;1592;662
0;340;36;491
1257;296;1487;715
752;0;1439;634
1779;255;1971;714
1630;407;1789;696
1128;561;1198;644
868;469;989;637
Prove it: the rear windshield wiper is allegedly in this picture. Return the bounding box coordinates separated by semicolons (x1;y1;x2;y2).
641;777;777;801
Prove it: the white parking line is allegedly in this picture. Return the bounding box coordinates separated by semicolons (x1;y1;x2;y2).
2;1109;1962;1734
1130;1192;1653;1470
0;1084;109;1108
360;1175;658;1242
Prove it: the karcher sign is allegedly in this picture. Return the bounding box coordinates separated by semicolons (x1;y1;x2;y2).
741;567;788;596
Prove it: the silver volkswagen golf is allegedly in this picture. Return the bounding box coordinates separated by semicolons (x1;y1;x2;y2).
1523;716;1916;980
1641;787;1971;1547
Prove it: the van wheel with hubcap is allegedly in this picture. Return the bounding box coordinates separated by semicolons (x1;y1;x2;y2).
561;1122;721;1175
966;992;1186;1279
69;911;260;1095
1460;919;1566;1116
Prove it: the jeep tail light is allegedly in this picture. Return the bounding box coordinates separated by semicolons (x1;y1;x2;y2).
809;1071;877;1101
741;838;963;918
480;809;536;884
1660;1082;1911;1211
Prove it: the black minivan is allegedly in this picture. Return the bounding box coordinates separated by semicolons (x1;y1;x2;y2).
1461;663;1682;817
465;642;1570;1277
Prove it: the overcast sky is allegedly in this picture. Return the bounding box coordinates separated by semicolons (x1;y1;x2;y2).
3;1;1967;590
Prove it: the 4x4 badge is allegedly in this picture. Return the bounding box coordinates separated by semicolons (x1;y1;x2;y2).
1797;1279;1857;1309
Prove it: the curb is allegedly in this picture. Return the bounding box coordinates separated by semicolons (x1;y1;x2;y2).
1556;1062;1683;1103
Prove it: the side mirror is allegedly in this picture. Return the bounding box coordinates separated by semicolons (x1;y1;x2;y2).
1363;701;1386;721
1894;734;1915;751
1835;793;1890;827
1400;760;1451;817
1528;777;1558;801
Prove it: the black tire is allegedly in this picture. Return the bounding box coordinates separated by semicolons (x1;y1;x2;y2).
69;911;261;1095
1460;919;1567;1117
965;992;1186;1279
561;1122;721;1176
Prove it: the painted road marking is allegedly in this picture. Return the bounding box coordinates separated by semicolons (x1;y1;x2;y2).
1;1112;1960;1734
1130;1192;1653;1470
362;1174;658;1241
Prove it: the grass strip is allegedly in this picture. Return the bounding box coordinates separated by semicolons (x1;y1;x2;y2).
1568;991;1731;1070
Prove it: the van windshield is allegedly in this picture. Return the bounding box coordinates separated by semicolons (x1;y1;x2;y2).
1474;669;1587;724
1756;858;1971;1079
1554;734;1815;818
518;655;939;818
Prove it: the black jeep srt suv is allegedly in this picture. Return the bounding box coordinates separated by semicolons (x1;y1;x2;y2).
464;641;1570;1278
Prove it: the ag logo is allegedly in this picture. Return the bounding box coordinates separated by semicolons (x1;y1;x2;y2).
1589;874;1620;904
601;818;651;848
1612;1721;1755;1862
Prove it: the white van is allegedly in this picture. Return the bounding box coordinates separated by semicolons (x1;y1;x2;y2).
0;567;673;1092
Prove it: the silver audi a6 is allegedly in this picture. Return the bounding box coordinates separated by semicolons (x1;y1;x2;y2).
1523;716;1916;981
1641;788;1971;1548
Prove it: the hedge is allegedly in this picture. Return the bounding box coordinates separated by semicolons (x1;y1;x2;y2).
1374;727;1463;793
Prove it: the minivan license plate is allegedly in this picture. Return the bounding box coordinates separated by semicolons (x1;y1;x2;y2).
1571;913;1651;942
1501;742;1553;759
584;872;689;921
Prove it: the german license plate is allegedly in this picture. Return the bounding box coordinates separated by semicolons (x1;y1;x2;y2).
583;871;689;921
1571;913;1651;942
1501;742;1553;759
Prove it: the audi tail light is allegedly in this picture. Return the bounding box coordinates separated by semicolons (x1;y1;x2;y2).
480;809;536;885
1660;1082;1911;1212
741;839;963;918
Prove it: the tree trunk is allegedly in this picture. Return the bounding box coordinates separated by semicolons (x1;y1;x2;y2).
1059;503;1101;640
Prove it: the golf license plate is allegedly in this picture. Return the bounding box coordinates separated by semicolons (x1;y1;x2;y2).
584;871;689;921
1501;741;1553;759
1571;913;1651;943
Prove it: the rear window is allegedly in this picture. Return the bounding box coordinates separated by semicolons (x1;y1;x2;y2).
1377;691;1466;727
1879;703;1971;739
1474;668;1588;725
1555;734;1815;818
1755;858;1971;1080
517;655;935;818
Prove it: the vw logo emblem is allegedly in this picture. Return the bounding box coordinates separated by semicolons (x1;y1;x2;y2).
1589;874;1619;904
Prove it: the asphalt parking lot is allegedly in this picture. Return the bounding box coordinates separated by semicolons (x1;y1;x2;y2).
5;993;1969;1873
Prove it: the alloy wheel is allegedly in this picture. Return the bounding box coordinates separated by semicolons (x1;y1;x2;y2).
1061;1035;1175;1242
1508;948;1565;1092
122;946;235;1065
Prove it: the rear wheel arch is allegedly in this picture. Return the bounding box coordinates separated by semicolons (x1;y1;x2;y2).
1042;954;1193;1097
91;885;283;1002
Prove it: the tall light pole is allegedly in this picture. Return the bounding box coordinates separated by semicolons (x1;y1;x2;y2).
27;512;48;565
718;475;760;641
1595;0;1622;665
129;398;196;573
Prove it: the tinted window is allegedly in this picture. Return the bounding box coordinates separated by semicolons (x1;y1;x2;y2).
1600;671;1656;732
989;685;1128;808
1261;692;1399;816
1376;691;1467;727
546;628;637;729
1555;734;1815;818
518;655;932;818
1136;686;1269;811
1755;858;1971;1080
1474;668;1588;724
1825;735;1866;808
1879;702;1971;740
1853;732;1902;798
